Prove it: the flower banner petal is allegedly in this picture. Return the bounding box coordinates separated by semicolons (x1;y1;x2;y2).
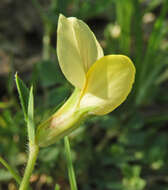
79;55;135;115
57;14;104;89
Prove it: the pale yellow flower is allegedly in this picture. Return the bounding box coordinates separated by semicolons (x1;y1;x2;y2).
36;14;135;147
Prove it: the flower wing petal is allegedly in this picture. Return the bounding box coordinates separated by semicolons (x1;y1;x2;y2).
79;55;135;115
57;14;104;88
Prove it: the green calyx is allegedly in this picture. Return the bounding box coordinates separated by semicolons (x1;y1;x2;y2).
36;88;91;147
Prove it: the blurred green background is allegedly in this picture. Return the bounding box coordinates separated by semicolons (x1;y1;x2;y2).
1;0;168;189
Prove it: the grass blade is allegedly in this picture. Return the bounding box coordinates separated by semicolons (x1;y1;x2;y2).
64;136;78;190
115;0;133;54
0;156;21;184
136;0;168;105
139;1;168;85
132;0;143;75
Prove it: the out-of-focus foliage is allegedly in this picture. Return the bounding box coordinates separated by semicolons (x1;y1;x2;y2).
0;0;168;189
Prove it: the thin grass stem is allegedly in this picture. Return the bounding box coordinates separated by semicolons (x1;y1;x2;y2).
0;156;21;184
64;136;78;190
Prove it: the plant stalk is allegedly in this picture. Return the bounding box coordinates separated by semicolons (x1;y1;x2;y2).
19;143;39;190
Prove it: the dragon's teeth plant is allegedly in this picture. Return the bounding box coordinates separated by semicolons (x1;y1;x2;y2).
36;14;135;147
0;14;136;190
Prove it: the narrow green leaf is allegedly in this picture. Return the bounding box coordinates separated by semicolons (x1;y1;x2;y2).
136;0;168;105
64;136;78;190
15;73;29;121
132;0;143;73
139;1;168;84
115;0;133;54
27;86;35;144
131;0;143;101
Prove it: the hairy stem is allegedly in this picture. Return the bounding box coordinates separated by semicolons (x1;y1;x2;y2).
19;143;39;190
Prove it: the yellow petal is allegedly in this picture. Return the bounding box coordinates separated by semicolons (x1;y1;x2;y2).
57;14;104;89
79;55;135;115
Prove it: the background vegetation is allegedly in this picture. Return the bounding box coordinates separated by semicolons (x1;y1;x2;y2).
1;0;168;189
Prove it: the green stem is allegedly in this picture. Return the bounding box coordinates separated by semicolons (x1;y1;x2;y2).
19;143;39;190
0;156;21;184
64;136;78;190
